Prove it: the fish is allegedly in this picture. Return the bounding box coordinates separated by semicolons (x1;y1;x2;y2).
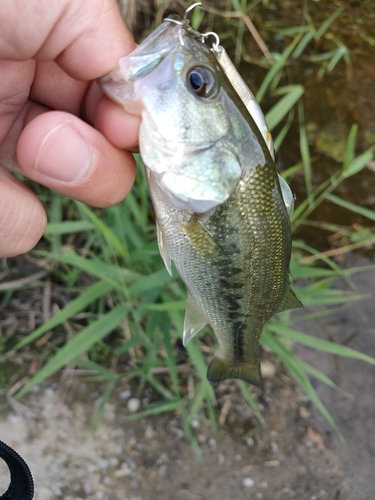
100;9;302;387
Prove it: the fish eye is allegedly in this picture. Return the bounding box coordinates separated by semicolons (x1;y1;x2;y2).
186;67;217;98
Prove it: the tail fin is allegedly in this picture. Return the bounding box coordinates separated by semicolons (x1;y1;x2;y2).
207;354;262;387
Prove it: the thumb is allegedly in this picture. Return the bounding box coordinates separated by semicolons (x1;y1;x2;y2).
17;111;136;207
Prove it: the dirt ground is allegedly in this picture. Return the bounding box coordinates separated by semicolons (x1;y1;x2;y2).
1;261;375;500
0;370;343;500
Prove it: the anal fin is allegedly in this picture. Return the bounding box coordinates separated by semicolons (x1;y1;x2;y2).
183;292;207;346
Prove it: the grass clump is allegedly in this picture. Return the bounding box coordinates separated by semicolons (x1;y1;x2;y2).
2;1;375;441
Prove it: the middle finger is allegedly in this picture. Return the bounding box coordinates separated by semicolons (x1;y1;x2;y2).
30;60;88;115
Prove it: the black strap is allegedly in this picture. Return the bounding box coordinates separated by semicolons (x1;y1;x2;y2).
0;440;34;500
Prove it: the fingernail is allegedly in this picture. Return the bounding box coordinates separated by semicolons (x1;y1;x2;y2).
35;123;92;182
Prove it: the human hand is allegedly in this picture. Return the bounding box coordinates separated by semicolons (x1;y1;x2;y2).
0;0;140;258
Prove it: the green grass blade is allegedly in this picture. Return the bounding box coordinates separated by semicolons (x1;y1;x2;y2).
161;320;180;396
273;109;295;153
297;359;351;397
15;303;130;398
343;147;375;178
262;332;342;438
188;381;209;421
74;357;119;380
256;34;302;102
11;280;115;351
284;354;342;439
77;203;129;259
268;324;375;365
44;221;94;235
300;291;368;307
91;378;118;432
326;194;375;222
123;400;181;421
236;380;265;425
315;6;344;39
145;300;186;311
265;85;304;130
147;374;175;400
292;30;315;59
185;341;216;405
129;268;174;294
34;249;138;288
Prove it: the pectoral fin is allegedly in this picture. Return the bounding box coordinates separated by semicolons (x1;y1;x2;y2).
183;292;207;346
277;285;303;313
180;217;227;261
278;175;294;218
156;221;172;276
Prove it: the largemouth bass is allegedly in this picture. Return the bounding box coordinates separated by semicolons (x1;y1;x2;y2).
100;8;302;386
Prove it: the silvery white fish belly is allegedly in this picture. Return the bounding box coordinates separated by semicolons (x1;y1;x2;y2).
100;12;302;386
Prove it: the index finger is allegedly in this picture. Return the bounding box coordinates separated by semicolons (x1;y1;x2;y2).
0;0;136;80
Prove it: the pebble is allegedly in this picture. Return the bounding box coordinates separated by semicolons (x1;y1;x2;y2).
119;389;131;400
271;441;279;455
208;438;217;449
114;466;132;478
97;458;109;469
246;437;255;447
260;360;276;378
158;464;168;476
127;398;141;413
156;453;168;465
299;407;311;419
243;477;255;488
130;479;139;489
191;417;200;429
263;460;280;467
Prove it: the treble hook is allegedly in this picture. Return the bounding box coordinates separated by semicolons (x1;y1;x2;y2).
183;2;204;20
164;3;206;47
165;2;205;25
202;31;221;52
